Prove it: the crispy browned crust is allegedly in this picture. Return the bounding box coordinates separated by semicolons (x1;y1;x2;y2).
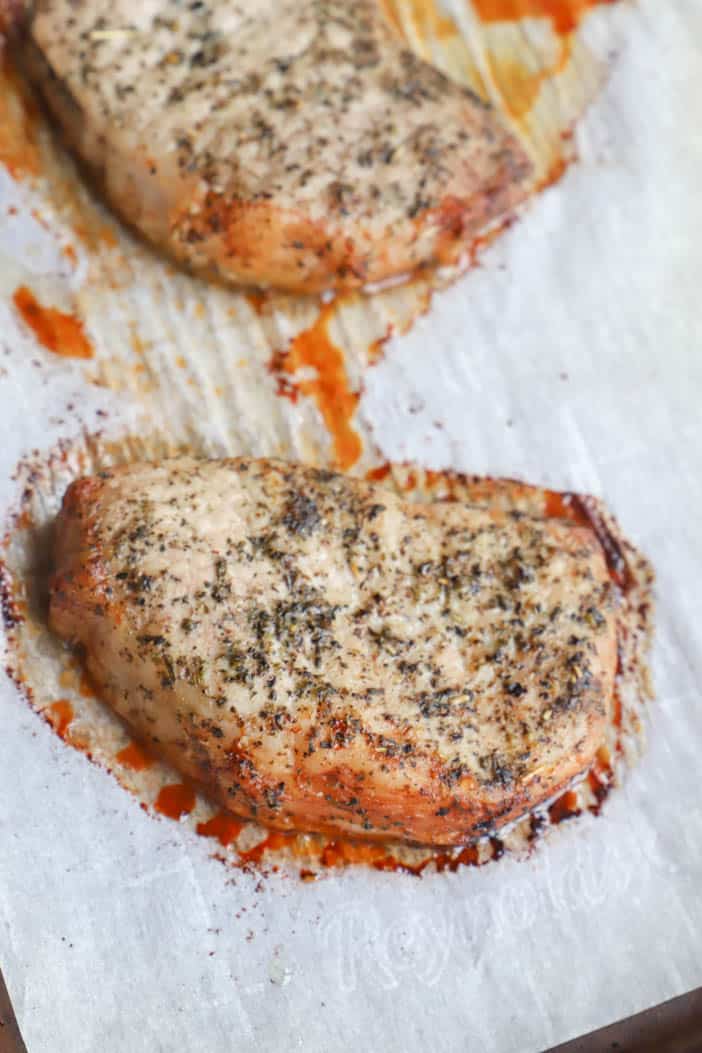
49;460;616;846
165;158;530;294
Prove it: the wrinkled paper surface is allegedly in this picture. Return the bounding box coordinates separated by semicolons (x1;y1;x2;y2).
1;2;701;1051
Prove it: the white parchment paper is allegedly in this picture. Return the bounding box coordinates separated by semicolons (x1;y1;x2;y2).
1;3;701;1051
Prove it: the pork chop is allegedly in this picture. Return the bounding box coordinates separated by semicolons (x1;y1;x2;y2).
49;458;617;846
4;0;531;292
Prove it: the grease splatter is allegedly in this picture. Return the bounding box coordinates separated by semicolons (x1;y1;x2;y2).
154;783;196;820
115;741;153;772
405;0;461;39
366;463;392;482
12;286;93;359
197;812;244;847
245;290;268;316
368;324;395;365
472;0;617;35
47;700;74;740
272;302;362;471
0;63;41;180
488;48;572;120
537;154;572;191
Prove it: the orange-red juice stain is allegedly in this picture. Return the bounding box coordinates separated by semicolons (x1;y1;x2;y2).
275;301;362;471
611;687;622;730
315;837;488;876
154;783;196;820
422;469;456;496
472;0;617;35
368;323;394;365
12;286;93;359
548;789;581;823
380;0;459;40
445;842;483;869
267;350;300;404
378;0;405;35
99;224;118;248
78;668;98;697
47;700;74;740
196;812;244;847
478;5;591;122
63;244;78;267
588;763;613;815
320;839;391;869
544;489;587;523
0;63;42;180
237;830;293;866
488;58;553;121
469;216;516;264
15;506;33;529
365;463;392;483
232;830;490;878
538;155;572;192
58;660;98;698
116;742;154;772
406;0;460;39
322;840;423;875
245;290;268;316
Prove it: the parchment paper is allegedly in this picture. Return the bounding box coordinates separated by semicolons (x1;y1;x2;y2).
1;2;701;1051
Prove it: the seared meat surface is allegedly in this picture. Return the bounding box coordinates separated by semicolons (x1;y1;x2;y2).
5;0;531;291
50;458;616;845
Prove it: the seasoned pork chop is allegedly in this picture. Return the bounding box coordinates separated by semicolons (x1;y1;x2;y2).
50;459;617;846
4;0;531;292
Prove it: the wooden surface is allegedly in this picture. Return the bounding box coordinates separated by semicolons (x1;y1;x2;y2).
548;987;702;1053
0;968;26;1053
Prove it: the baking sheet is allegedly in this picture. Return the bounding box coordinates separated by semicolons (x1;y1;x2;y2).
1;1;701;1051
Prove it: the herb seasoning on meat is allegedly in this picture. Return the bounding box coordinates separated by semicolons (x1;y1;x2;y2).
7;0;532;291
50;457;617;846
